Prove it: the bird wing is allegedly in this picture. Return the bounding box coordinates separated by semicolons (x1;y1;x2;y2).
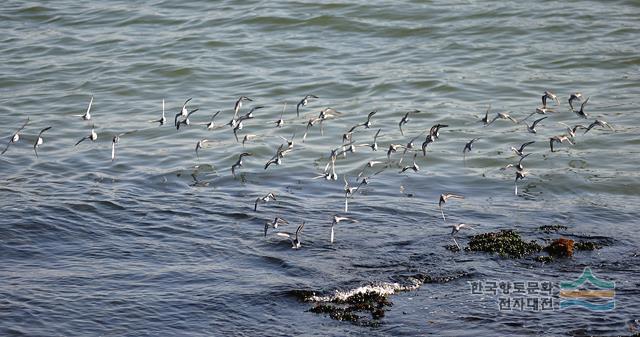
1;139;12;155
519;141;535;152
85;97;94;116
38;126;52;136
75;136;87;147
532;116;548;128
578;97;590;116
16;117;30;133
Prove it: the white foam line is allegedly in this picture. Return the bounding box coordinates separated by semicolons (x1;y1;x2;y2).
308;280;422;303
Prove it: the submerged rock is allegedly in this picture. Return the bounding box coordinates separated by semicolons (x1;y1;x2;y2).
462;229;604;260
465;230;542;258
295;272;468;326
575;241;602;251
543;238;574;258
308;304;361;323
305;290;391;326
538;224;568;233
534;255;554;263
445;244;461;252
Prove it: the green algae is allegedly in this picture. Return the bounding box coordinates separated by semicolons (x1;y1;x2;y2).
465;229;542;258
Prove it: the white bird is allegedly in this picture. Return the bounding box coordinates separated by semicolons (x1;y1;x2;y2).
541;91;559;109
398;109;420;136
2;117;30;155
231;152;252;178
254;192;277;212
74;96;93;120
33;126;52;158
514;169;528;195
450;223;475;250
204;111;222;130
502;153;531;172
488;112;518;125
568;93;583;112
525;116;547;134
111;130;138;161
463;138;480;154
111;135;118;161
275;102;286;127
264;217;289;237
549;135;574;152
557;122;587;138
399;131;426;165
229;96;252;127
330;215;357;244
451;222;475;236
195;138;209;160
343;176;365;212
75;126;98;147
363;128;382;151
439;193;464;222
296;95;318;117
176;108;199;130
174;98;192;127
149;99;166;125
480;104;491;125
400;153;420;173
277;222;305;249
510;141;535;157
574;96;590;119
584;119;615;134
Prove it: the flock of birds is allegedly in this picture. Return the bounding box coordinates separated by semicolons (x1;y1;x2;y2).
1;91;615;250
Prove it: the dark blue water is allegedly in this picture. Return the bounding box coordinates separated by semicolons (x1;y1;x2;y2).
1;1;639;335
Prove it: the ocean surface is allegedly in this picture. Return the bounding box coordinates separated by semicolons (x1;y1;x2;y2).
1;1;639;336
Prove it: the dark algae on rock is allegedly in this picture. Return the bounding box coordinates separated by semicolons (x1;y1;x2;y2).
315;290;390;323
465;229;542;258
292;272;469;326
575;241;602;251
460;228;606;261
538;224;568;233
301;290;393;326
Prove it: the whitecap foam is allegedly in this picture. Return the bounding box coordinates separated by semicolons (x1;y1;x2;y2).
308;279;423;303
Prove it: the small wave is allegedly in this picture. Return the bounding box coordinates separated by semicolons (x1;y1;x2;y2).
307;281;422;303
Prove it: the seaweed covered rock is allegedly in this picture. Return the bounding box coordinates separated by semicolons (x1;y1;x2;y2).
538;224;568;233
445;244;461;252
534;255;554;263
308;304;361;322
575;241;602;251
465;229;542;258
544;238;574;258
295;272;469;326
302;289;393;326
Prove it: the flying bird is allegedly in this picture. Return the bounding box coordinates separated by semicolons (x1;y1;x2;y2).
549;135;574;152
264;217;289;237
2;117;30;155
438;193;464;222
33;126;52;158
231;152;252;178
74;96;93;120
254;192;277;212
584;119;615;134
277;222;305;249
296;95;318;117
74;126;98;147
330;215;357;244
574;96;590;119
